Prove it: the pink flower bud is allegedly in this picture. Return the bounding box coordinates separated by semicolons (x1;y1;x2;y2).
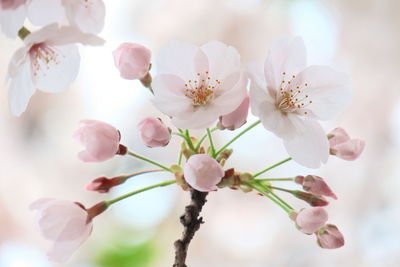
138;117;171;147
113;43;151;80
218;96;249;130
328;127;365;160
74;120;122;162
295;207;328;234
295;175;337;200
86;176;126;193
183;154;225;192
316;224;345;249
0;0;27;10
293;191;329;207
29;198;105;263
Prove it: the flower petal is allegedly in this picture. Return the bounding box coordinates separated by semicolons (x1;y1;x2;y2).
27;0;66;26
264;36;307;91
62;0;105;34
293;65;351;120
8;59;35;116
34;44;80;93
152;74;192;117
45;25;105;46
283;119;329;168
200;40;241;80
0;5;26;38
156;40;199;81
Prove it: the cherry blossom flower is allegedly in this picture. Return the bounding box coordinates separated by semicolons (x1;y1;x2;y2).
113;42;152;80
7;24;104;116
138;117;171;147
184;154;225;192
328;127;365;160
218;95;249;130
61;0;105;34
74;120;123;162
249;37;351;168
295;175;337;199
30;198;107;262
0;0;66;38
295;207;328;234
152;40;248;129
316;224;345;249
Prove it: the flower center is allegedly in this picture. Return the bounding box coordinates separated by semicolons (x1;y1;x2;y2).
29;43;61;77
184;71;221;106
276;72;312;115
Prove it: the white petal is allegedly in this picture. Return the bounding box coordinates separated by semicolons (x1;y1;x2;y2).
23;23;59;45
0;5;27;38
283;119;329;168
294;65;351;120
156;41;199;81
33;44;80;93
171;107;219;129
27;0;66;26
62;0;105;34
152;74;192;117
248;61;270;117
212;72;248;115
264;36;307;90
200;40;241;80
47;223;92;263
8;59;36;116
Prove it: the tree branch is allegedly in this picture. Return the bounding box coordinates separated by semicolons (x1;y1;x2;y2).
173;189;208;267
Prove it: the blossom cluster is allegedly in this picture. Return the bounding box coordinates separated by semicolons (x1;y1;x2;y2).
1;2;365;264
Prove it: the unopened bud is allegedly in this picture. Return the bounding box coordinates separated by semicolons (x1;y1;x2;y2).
86;176;127;193
293;191;329;207
86;201;108;222
317;224;345;249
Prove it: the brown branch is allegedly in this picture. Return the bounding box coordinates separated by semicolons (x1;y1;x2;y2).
173;189;208;267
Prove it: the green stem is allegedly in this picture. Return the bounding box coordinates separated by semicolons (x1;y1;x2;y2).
268;185;294;194
252;157;292;178
127;151;173;173
120;169;164;179
248;182;293;214
106;180;176;206
215;120;261;156
184;130;197;152
178;151;183;165
195;127;218;151
207;128;216;157
260;183;294;210
256;177;295;182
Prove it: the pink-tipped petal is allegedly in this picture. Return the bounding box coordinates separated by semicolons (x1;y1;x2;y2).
296;207;328;234
317;224;345;249
138;117;171;147
113;42;151;80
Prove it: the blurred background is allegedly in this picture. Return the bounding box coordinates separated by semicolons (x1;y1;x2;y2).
1;0;399;266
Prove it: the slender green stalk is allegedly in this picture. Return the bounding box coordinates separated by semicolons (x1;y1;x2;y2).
207;128;216;157
248;182;293;214
215;120;261;156
256;177;295;182
106;180;176;206
172;132;186;138
178;151;183;165
120;169;164;179
195;127;219;151
127;151;173;173
184;130;196;152
268;185;294;194
252;157;292;178
259;183;294;210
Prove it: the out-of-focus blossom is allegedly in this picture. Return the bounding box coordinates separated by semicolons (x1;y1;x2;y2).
316;224;345;249
295;175;337;199
113;42;152;80
328;127;365;160
29;198;107;263
138;117;171;147
248;36;351;168
152;40;247;129
218;95;249;130
184;154;224;192
7;24;104;116
295;207;328;234
74;120;123;162
0;0;65;38
0;0;27;10
62;0;105;34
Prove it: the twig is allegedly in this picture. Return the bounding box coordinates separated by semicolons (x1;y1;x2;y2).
173;189;208;267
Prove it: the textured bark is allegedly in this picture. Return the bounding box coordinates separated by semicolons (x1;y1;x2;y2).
173;189;208;267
